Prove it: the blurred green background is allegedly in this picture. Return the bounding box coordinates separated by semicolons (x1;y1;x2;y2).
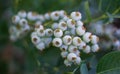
0;0;120;74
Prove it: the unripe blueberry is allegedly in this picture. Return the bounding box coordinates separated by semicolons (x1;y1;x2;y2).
64;59;72;66
52;23;58;30
64;31;71;35
83;32;92;43
34;23;44;31
18;10;27;18
45;28;53;36
75;57;81;65
31;35;41;45
54;29;63;37
83;45;91;53
62;35;72;45
22;24;30;33
12;15;20;24
59;10;66;18
67;19;76;28
72;37;82;46
60;45;68;51
43;37;52;47
74;50;80;56
10;35;17;41
67;53;77;62
78;41;86;50
37;29;45;37
70;28;76;35
44;13;50;20
68;45;78;53
113;40;120;48
76;20;83;27
58;21;67;31
76;26;86;36
50;11;60;21
19;19;28;26
91;44;99;52
31;32;37;37
36;42;45;51
62;15;69;21
70;12;81;21
52;38;62;47
27;12;38;21
61;51;68;58
37;15;45;22
91;35;99;44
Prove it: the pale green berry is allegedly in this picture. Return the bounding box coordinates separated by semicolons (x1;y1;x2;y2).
91;44;99;52
54;29;63;37
76;26;86;36
72;37;82;46
67;53;77;62
52;38;62;47
70;12;81;21
62;35;72;45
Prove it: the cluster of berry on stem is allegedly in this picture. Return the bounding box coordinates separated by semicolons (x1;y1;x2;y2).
10;10;99;66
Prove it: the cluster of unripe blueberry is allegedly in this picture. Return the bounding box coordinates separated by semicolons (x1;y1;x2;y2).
10;10;99;66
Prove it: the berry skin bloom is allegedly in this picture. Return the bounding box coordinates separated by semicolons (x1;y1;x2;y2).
91;44;99;52
37;29;45;37
27;12;38;21
60;45;68;51
19;19;28;27
67;19;76;28
43;37;52;47
68;45;78;53
70;28;76;35
74;50;80;57
31;32;37;37
37;15;45;22
58;21;67;31
62;15;69;21
18;10;27;18
44;13;50;20
54;29;63;37
45;28;53;37
91;35;99;44
70;12;82;21
67;53;77;62
64;59;72;66
36;42;45;51
21;24;30;33
52;38;62;47
76;20;83;27
83;45;91;53
83;32;92;43
61;51;68;58
34;23;44;31
75;57;81;65
31;35;41;45
50;11;60;21
76;26;86;36
78;41;86;50
12;15;20;24
72;37;82;46
62;35;72;45
52;23;59;30
59;10;66;18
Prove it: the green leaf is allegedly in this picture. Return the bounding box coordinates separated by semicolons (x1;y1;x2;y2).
84;1;92;22
80;63;88;74
97;51;120;74
97;68;120;74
